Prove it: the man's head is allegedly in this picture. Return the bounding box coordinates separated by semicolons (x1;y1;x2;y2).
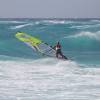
57;41;60;44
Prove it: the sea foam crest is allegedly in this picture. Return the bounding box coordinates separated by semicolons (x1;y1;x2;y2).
10;23;33;29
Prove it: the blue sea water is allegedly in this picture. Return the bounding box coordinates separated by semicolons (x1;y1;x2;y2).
0;18;100;100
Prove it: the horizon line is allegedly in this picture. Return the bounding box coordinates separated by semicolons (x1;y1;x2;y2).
0;17;100;19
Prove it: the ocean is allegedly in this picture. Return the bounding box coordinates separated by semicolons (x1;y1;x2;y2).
0;18;100;100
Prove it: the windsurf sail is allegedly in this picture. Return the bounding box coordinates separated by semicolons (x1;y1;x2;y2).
15;32;56;57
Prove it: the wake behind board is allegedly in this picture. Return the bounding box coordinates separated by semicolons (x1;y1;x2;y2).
15;32;68;61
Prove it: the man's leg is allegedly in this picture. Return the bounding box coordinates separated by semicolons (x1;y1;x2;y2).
56;52;58;58
59;51;64;58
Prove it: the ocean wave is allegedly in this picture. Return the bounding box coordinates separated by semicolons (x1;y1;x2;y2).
10;23;33;29
90;19;100;23
0;20;26;24
42;20;97;25
64;31;100;41
70;24;100;29
42;20;77;25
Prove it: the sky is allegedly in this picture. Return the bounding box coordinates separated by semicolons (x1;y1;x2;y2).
0;0;100;18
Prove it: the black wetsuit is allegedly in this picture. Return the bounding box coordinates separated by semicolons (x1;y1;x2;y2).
56;44;63;58
55;44;68;60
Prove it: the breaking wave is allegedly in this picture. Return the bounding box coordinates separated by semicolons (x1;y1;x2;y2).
64;31;100;41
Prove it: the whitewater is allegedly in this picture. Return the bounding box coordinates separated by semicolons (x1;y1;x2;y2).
0;18;100;100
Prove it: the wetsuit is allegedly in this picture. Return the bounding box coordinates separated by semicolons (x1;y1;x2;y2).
55;44;63;58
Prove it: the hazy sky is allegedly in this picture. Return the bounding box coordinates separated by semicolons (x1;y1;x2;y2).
0;0;100;18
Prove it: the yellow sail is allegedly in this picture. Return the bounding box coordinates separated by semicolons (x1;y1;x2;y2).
15;32;42;46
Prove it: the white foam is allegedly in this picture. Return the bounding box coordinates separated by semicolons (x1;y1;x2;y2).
0;58;100;99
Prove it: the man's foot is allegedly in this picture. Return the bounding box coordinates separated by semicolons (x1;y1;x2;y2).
63;56;68;60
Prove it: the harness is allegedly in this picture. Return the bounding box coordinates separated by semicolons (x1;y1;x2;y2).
56;44;61;50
